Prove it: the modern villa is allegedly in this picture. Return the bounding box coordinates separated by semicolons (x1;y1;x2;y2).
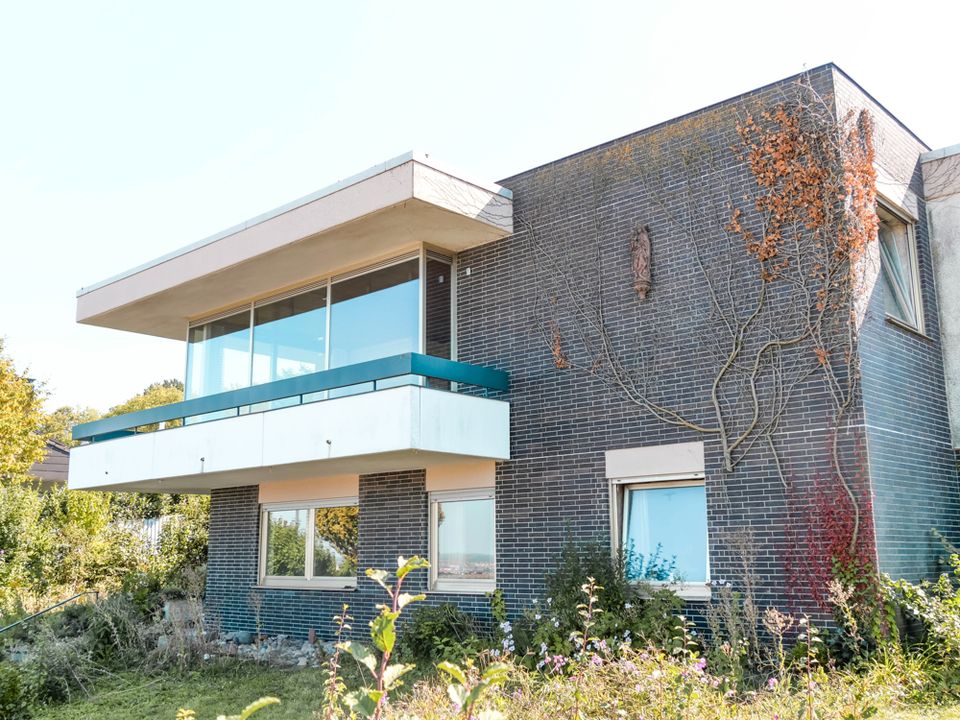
69;64;960;638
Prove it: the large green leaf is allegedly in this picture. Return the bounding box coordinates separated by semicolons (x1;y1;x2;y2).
382;662;415;690
370;611;399;653
397;592;426;609
395;555;430;580
339;641;378;674
436;660;467;685
343;690;383;718
366;568;392;592
446;683;468;708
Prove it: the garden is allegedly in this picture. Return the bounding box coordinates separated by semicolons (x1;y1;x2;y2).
2;538;959;720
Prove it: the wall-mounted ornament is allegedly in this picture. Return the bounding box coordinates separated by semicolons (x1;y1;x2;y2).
630;224;652;299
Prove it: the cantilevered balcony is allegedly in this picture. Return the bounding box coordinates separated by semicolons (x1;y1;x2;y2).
68;354;509;492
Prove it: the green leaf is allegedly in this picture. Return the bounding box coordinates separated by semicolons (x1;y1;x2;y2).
437;660;467;685
366;568;392;592
382;662;415;689
370;612;398;653
397;592;426;609
339;641;378;674
447;683;468;708
343;690;382;718
396;555;430;580
481;662;511;685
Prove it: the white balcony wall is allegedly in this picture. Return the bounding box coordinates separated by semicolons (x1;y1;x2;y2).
68;387;510;493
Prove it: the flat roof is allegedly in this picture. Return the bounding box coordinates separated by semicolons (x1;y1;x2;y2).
77;151;512;298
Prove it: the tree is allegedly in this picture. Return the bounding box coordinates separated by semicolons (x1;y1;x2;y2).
0;339;47;482
38;405;101;447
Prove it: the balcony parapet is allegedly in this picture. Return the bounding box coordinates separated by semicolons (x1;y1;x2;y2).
73;353;508;443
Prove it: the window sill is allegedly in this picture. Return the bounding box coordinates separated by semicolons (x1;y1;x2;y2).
429;581;496;595
884;315;930;340
256;580;357;592
637;581;711;602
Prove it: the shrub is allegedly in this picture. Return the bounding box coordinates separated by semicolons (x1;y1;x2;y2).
512;540;682;660
397;603;489;665
0;661;32;720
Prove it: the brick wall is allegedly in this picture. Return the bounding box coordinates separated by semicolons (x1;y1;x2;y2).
206;472;492;638
205;64;960;638
832;69;960;580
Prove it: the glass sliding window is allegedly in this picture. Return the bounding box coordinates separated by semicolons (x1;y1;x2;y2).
878;206;922;331
185;310;252;399
430;489;495;591
622;482;708;583
252;287;327;409
313;505;358;577
329;258;420;394
264;509;308;577
260;501;358;588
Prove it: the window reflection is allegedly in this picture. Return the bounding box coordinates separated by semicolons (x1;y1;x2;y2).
436;497;495;581
265;509;308;577
623;484;707;583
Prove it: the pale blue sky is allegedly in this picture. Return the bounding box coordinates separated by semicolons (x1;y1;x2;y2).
2;0;957;411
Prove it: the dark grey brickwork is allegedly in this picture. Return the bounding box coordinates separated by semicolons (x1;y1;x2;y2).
832;70;960;581
206;472;492;639
205;64;960;638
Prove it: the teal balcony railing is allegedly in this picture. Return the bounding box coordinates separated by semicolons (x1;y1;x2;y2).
73;353;509;444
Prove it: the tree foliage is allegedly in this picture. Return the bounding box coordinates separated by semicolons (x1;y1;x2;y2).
0;339;47;481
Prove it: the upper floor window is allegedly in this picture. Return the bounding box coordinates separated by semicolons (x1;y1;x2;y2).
184;249;453;402
877;206;923;332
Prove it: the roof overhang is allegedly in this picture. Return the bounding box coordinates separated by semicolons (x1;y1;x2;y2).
76;152;513;340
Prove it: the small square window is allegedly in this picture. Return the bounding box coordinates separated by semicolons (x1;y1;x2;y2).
877;206;923;332
429;489;496;593
259;499;358;589
618;480;709;587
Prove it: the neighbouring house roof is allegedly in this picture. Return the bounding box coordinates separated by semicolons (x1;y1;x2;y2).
30;438;70;487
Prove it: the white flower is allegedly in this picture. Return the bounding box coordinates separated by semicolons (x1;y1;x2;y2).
624;602;633;609
534;613;542;621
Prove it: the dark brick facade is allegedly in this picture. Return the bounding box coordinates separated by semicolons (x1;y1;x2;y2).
206;472;492;638
205;64;960;639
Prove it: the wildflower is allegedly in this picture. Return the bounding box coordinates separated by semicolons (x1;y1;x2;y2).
590;654;603;666
534;613;542;621
767;677;778;690
540;642;548;655
546;597;553;605
624;602;633;609
694;657;707;671
553;618;560;628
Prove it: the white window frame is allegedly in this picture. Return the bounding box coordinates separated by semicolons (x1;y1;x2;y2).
428;488;496;594
259;497;359;590
877;203;924;334
609;474;711;601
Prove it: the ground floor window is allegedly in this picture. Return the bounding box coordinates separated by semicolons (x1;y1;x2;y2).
259;498;358;589
618;479;708;587
429;488;495;592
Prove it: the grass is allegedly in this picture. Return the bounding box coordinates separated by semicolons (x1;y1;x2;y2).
29;663;320;720
27;661;960;720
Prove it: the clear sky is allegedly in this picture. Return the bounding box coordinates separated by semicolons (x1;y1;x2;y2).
2;0;958;412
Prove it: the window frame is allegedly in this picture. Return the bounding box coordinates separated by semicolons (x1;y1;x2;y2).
428;487;496;594
609;474;711;601
258;496;359;590
877;203;924;335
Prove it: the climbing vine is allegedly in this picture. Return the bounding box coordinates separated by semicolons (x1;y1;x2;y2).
524;76;881;596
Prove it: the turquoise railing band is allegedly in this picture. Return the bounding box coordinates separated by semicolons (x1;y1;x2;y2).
72;353;508;443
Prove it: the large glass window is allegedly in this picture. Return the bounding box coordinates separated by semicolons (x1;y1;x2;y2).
878;206;923;331
621;481;708;584
184;251;455;406
260;500;358;588
329;259;420;368
429;489;495;592
185;310;251;399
